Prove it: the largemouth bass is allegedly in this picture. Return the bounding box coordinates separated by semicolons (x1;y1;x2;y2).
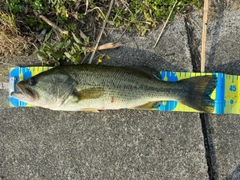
11;65;217;113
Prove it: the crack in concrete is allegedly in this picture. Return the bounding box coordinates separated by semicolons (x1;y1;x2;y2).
200;114;218;180
184;16;219;180
184;17;201;72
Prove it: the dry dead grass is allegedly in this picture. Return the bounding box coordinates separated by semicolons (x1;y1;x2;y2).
0;11;31;60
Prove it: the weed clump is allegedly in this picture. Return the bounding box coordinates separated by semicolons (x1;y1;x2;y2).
0;11;31;59
2;0;202;64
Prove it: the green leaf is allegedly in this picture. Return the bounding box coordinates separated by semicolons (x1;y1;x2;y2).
36;50;48;58
82;46;86;55
36;50;48;62
44;29;52;42
53;42;65;50
64;40;71;48
64;52;72;59
84;37;89;46
72;32;82;44
52;52;63;59
73;55;81;64
37;54;43;61
46;51;51;58
70;47;76;54
73;43;81;51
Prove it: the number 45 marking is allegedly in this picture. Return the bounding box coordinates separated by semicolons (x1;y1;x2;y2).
230;85;236;92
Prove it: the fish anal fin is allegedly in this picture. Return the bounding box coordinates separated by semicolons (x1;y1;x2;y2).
80;108;99;112
133;101;162;110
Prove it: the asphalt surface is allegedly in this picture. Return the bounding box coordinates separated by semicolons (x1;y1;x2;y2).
1;4;240;180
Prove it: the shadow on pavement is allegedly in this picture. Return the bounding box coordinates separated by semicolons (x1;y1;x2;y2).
13;47;189;72
213;60;240;75
208;0;225;69
226;164;240;180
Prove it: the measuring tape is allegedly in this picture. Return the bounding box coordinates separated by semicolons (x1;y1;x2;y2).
8;66;239;114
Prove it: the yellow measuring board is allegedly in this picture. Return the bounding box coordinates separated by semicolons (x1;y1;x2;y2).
8;66;240;114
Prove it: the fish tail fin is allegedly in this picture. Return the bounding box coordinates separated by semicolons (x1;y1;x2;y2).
179;75;217;113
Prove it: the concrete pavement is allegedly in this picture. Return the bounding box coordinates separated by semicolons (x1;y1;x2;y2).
1;4;240;179
0;15;208;180
186;2;240;179
204;8;240;180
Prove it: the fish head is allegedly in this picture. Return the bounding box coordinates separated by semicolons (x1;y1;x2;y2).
11;69;77;108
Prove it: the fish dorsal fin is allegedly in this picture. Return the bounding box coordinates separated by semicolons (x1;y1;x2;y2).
125;66;161;80
73;87;104;101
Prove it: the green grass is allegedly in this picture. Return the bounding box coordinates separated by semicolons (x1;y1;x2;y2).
4;0;202;64
36;31;89;65
111;0;201;35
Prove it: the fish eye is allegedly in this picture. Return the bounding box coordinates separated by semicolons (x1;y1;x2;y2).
29;78;37;86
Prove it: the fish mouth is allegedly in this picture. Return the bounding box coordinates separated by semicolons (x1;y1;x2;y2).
11;82;38;102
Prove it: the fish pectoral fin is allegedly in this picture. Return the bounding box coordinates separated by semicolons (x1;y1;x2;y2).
79;108;100;112
133;101;162;110
74;87;104;101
